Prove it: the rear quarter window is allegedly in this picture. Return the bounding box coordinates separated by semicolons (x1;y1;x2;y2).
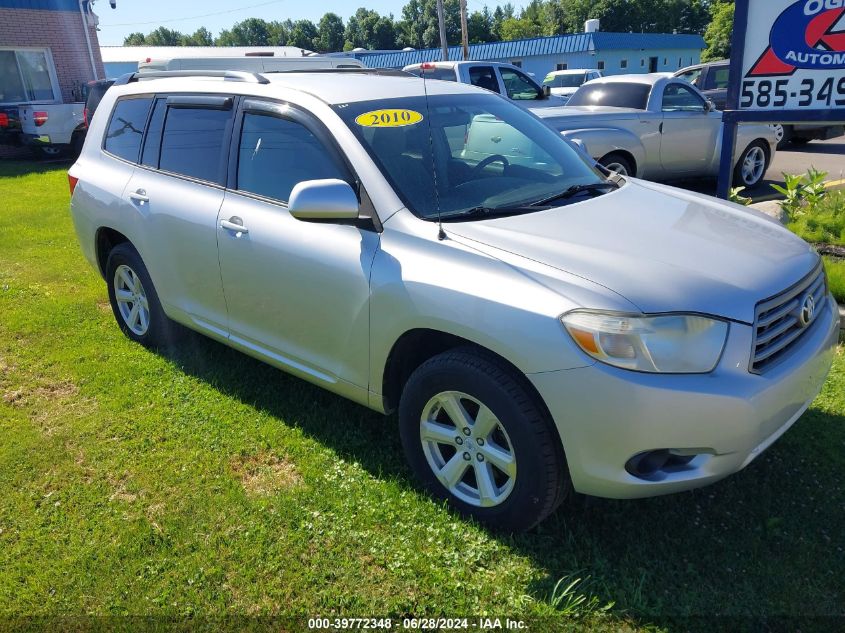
104;97;152;163
567;83;651;109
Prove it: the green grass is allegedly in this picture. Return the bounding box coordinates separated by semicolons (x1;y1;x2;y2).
1;159;844;630
788;190;845;247
825;257;845;304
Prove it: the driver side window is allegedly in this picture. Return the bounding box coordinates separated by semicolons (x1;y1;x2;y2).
500;68;541;100
662;83;706;112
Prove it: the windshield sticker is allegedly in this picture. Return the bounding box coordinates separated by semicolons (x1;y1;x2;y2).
355;109;423;128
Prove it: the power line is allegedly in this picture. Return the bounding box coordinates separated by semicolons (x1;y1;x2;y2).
98;0;286;28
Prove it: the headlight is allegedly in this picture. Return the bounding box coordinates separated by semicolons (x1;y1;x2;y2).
561;311;729;373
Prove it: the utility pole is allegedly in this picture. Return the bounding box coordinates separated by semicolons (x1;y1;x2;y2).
436;0;449;61
459;0;469;60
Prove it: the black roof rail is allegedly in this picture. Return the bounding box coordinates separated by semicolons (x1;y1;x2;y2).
112;70;270;86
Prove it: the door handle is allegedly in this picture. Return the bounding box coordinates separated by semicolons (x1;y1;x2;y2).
220;218;249;235
129;189;149;203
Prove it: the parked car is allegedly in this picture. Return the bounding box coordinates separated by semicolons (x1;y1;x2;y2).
69;69;839;532
18;102;85;158
531;74;777;188
542;69;603;102
83;79;115;128
403;61;568;109
674;60;844;148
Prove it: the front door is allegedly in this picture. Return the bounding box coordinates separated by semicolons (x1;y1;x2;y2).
659;82;721;176
216;100;378;389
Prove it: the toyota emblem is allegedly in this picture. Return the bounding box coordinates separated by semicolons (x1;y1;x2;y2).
799;294;816;328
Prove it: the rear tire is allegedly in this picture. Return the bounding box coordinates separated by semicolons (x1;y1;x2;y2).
398;348;568;532
105;243;174;349
599;153;634;177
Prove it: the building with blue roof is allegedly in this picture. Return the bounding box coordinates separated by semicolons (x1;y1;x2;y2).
338;31;706;79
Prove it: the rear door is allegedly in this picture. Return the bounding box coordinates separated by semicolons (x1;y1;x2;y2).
123;93;234;336
215;98;378;389
659;82;721;176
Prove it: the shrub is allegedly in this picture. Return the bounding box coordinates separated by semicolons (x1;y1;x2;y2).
788;190;845;247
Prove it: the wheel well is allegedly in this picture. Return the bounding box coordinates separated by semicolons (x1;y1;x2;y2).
95;227;130;278
381;329;555;427
598;150;637;176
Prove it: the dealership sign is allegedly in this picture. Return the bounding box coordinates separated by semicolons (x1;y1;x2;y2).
716;0;845;198
739;0;845;110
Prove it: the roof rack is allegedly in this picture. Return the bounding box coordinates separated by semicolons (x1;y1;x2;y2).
251;67;413;77
113;70;269;86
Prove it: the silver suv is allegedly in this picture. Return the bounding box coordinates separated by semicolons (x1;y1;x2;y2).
69;69;839;531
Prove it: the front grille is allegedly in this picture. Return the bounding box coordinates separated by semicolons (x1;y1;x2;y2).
750;261;828;373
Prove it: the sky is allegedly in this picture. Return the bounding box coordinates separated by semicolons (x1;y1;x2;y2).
94;0;531;46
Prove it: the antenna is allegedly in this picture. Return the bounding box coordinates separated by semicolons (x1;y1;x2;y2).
420;66;446;241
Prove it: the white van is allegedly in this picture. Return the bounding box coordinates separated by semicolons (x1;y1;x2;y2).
138;56;364;73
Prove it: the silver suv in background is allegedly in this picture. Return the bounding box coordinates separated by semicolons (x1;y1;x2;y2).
69;69;839;531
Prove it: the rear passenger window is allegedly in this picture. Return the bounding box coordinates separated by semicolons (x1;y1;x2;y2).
104;97;152;162
140;97;166;168
159;107;231;182
236;113;346;203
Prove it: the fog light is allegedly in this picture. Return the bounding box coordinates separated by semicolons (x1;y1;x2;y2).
626;450;696;479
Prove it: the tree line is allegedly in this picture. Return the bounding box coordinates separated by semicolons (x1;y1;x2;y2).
124;0;734;59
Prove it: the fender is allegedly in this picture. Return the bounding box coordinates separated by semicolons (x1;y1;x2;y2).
558;127;646;178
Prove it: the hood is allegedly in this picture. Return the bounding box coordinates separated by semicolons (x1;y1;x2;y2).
445;180;819;324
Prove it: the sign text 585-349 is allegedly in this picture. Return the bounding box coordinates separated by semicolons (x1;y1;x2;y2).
740;77;845;109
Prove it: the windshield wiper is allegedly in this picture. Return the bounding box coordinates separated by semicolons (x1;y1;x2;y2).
529;181;620;207
439;205;541;221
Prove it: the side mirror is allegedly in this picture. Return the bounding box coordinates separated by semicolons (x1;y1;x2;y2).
705;99;716;112
541;85;551;99
288;179;359;221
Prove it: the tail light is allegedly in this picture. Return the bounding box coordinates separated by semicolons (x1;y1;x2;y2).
68;174;79;196
34;111;48;126
420;62;435;71
83;107;89;127
0;112;8;128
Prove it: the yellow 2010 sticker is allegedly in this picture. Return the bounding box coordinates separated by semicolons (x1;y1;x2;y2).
355;109;424;128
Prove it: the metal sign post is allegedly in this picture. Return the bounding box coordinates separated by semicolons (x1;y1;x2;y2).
716;0;845;199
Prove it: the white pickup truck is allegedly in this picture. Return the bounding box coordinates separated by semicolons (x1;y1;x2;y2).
19;102;86;157
404;61;568;109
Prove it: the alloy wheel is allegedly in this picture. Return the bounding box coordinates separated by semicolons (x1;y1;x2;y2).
113;264;150;336
741;146;766;186
419;390;516;508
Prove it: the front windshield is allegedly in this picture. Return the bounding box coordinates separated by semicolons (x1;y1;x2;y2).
334;93;605;220
544;73;586;88
567;83;651;109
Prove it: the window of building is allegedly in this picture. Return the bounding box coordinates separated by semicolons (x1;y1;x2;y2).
0;48;59;104
641;58;645;67
663;58;668;66
237;113;346;203
159;105;231;182
556;63;568;71
597;60;605;70
620;59;628;69
509;60;522;68
678;57;683;68
104;97;153;163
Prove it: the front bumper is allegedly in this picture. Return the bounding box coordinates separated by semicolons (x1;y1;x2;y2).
529;294;840;499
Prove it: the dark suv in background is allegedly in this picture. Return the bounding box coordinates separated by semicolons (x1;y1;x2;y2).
674;60;844;149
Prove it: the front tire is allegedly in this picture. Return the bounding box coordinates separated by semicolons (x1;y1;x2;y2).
399;348;568;532
105;243;173;348
734;141;769;188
